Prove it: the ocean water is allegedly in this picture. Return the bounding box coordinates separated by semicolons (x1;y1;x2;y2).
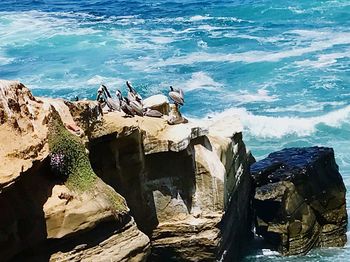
0;0;349;260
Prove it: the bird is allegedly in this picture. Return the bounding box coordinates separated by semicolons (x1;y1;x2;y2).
126;81;143;104
116;89;122;101
120;97;135;117
101;84;120;111
129;99;144;116
168;86;184;106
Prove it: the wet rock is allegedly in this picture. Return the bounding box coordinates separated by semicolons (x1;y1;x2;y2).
251;147;347;255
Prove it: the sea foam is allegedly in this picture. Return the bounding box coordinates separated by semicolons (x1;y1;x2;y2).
205;105;350;138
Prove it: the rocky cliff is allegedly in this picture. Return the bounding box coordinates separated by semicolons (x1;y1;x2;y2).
251;147;347;255
75;98;254;261
0;80;253;261
0;80;150;261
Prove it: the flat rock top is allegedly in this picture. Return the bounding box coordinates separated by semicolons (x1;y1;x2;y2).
251;146;336;186
91;111;209;154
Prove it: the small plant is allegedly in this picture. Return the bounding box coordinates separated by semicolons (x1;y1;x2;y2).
47;108;127;214
48;109;96;192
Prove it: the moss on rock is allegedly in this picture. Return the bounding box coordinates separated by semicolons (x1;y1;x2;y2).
48;113;96;192
47;108;128;213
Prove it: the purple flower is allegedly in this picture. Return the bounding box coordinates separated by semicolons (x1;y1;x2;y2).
50;152;67;177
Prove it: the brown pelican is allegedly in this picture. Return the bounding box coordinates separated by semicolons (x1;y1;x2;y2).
168;86;184;106
101;84;120;111
120;97;135;117
126;81;143;104
129;99;144;116
96;86;105;103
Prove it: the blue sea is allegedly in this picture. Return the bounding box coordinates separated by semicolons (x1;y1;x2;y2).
0;0;349;260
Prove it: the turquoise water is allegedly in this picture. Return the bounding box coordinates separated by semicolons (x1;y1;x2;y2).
0;1;349;260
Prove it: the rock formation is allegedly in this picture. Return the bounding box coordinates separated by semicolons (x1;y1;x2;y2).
0;80;254;261
83;105;253;261
0;80;150;261
251;147;347;255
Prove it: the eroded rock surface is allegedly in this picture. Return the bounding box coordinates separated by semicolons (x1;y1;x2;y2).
0;81;150;262
251;147;347;255
1;80;254;261
89;111;253;261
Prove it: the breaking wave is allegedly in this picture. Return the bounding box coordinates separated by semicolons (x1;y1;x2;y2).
207;105;350;138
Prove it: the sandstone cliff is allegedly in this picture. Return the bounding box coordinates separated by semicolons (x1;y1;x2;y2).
251;147;347;255
0;80;253;261
0;80;150;261
72;98;254;261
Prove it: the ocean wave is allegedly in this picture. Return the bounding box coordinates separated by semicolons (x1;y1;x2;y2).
265;101;347;113
0;10;103;46
205;105;350;138
225;89;278;104
147;29;350;67
86;75;124;87
184;72;222;91
0;55;13;66
295;50;350;69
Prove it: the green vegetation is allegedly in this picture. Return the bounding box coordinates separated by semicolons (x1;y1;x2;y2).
48;109;127;213
48;112;96;192
103;186;128;214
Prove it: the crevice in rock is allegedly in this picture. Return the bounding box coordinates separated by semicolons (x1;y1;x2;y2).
0;158;54;261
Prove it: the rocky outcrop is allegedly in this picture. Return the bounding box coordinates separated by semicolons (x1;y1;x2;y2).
0;80;47;189
0;81;150;261
87;109;253;261
1;80;254;261
251;147;347;255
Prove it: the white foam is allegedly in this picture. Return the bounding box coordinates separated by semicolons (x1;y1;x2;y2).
206;105;350;138
288;6;306;14
0;55;13;65
265;101;347;113
148;30;350;67
0;11;102;47
226;89;278;103
189;15;211;22
197;40;208;48
296;50;350;68
148;36;175;44
184;72;222;91
86;75;124;88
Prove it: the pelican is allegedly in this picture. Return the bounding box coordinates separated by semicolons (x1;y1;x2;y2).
168;86;184;106
116;89;122;100
120;97;135;117
101;84;120;111
129;99;144;116
126;81;143;104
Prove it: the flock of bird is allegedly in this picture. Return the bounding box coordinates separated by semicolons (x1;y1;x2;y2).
96;81;185;117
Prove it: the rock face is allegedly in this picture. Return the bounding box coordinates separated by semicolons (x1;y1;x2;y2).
0;81;150;261
251;147;347;255
1;80;254;261
88;111;253;261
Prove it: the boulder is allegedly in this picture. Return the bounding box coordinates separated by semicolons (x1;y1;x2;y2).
143;94;170;115
251;147;347;255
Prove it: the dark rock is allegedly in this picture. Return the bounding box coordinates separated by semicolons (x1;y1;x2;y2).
251;147;347;255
